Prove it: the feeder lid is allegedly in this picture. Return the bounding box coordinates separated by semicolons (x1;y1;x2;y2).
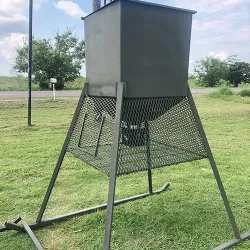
81;0;196;20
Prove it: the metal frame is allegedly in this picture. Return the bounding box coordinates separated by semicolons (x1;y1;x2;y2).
22;221;43;250
103;82;125;249
1;84;249;250
0;82;170;249
187;86;250;249
145;121;153;194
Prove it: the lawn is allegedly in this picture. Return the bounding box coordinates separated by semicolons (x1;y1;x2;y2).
0;76;249;91
0;76;85;91
0;95;249;250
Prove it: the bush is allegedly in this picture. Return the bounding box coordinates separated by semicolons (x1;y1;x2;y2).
188;78;204;88
209;86;233;98
54;81;64;90
217;79;230;86
239;89;250;97
238;82;250;88
64;77;85;90
219;86;233;95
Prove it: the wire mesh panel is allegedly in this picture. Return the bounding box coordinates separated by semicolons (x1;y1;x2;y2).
67;96;117;175
66;96;208;176
118;97;208;175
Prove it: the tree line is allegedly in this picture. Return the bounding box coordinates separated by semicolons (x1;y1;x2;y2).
14;29;250;90
193;56;250;87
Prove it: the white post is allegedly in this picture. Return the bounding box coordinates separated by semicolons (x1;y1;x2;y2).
50;78;57;101
53;83;56;101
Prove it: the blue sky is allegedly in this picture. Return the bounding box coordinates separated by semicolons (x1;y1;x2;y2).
0;0;249;76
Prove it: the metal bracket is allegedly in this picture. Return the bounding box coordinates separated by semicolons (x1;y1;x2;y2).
0;217;21;233
3;218;43;250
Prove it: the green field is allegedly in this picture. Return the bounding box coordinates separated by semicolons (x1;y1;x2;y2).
0;75;249;91
0;76;85;91
0;95;250;250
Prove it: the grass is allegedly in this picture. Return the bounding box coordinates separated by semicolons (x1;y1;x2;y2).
0;76;40;91
188;78;206;88
239;89;250;97
208;86;233;99
238;83;250;89
1;76;249;91
188;77;250;89
64;77;85;90
0;95;250;250
208;86;250;104
0;76;85;91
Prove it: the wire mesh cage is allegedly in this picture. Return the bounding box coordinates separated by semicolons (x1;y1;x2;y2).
66;95;208;176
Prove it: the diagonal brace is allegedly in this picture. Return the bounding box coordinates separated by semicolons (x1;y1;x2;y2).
213;230;250;250
22;221;43;250
3;182;170;233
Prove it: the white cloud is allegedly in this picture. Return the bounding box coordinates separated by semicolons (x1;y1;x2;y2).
0;0;46;75
0;0;27;13
193;24;250;45
0;33;26;75
0;33;25;61
177;0;250;67
208;51;228;61
221;7;250;21
0;0;46;35
54;1;87;18
234;25;250;42
168;0;248;13
0;0;45;13
193;19;229;32
189;57;194;64
0;14;28;35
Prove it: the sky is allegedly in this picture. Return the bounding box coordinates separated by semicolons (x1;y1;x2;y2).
0;0;249;76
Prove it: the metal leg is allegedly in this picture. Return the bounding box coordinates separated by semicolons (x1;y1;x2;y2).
22;221;43;250
147;170;153;194
1;82;171;249
36;84;88;223
145;121;153;194
213;230;250;250
187;87;242;242
103;82;124;250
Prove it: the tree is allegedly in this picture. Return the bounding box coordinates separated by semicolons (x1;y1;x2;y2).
14;29;85;90
194;57;229;87
228;62;250;87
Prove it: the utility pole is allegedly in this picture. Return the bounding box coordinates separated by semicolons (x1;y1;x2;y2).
92;0;101;11
28;0;33;126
